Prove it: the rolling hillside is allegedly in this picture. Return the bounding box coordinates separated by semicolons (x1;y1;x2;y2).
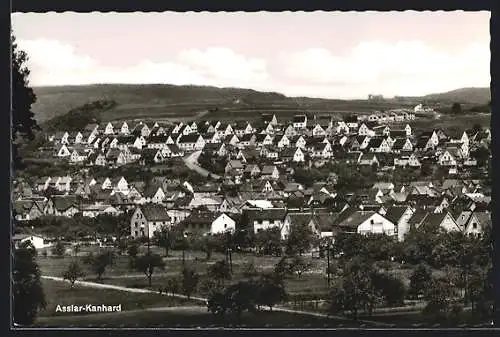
422;87;490;105
32;84;490;126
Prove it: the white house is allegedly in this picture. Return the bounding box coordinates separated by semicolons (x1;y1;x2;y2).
293;147;305;162
339;211;396;237
130;204;171;239
210;213;236;234
104;122;114;135
293;115;308;129
57;144;71;157
13;234;51;250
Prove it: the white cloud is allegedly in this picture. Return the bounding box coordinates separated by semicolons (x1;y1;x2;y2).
280;41;490;96
179;47;268;82
16;39;270;89
16;38;489;99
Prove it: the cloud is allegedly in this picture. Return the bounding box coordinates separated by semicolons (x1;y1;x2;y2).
280;41;490;96
16;39;270;88
179;47;268;82
16;38;489;99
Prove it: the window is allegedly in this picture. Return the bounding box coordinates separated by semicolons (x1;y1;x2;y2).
472;223;477;229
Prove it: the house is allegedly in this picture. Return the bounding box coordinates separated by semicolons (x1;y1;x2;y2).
81;204;121;218
52;196;80;217
277;135;290;148
119;122;129;135
56;144;71;157
142;185;166;204
384;206;415;242
244;164;261;178
336;211;396;236
13;234;51;250
69;149;87;164
463;211;491;237
261;165;280;180
391;138;413;153
130;204;171;238
358;153;379;166
358;123;376;137
13;200;44;221
284;125;298;138
210;213;237;234
203;142;227;157
312;124;326;137
262;113;278;126
225;160;245;175
411;211;461;232
177;134;206;152
255;134;274;147
104;122;115;135
438;150;458;167
367;138;391;153
242;208;288;239
293;115;308;129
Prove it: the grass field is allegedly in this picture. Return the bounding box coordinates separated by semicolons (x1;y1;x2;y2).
34;307;369;328
37;248;446;301
33;84;489;125
38;279;199;317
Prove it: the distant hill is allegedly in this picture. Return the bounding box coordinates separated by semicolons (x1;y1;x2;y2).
421;87;490;105
31;84;489;127
31;84;289;123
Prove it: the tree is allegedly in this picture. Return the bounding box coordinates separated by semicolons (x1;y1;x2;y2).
285;223;316;256
180;266;199;299
288;255;312;278
153;226;173;257
408;263;433;300
12;33;39;170
51;241;65;258
134;252;166;287
242;261;260;279
83;251;115;281
451;102;462;115
470;147;490;167
127;241;139;268
62;261;85;289
13;242;46;325
165;277;180;296
208;259;232;286
255;227;282;256
330;258;382;319
371;272;407;307
257;273;287;311
422;277;458;321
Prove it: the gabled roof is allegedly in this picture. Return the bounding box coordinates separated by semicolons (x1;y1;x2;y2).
244;208;287;222
178;134;200;143
138;204;170;222
384;206;411;224
337;210;378;229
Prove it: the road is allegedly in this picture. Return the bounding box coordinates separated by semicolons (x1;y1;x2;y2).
183;150;221;180
42;275;391;327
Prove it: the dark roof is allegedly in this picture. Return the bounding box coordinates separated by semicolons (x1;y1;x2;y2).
408;210;428;226
178;134;200;143
52;196;79;211
337;210;377;229
293;115;307;123
384;206;411;224
140;204;171;222
243;208;287;222
367;138;384;148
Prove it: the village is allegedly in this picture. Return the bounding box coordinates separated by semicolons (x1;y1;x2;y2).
12;103;491;250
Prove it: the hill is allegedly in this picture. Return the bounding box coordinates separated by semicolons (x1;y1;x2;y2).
422;87;490;105
31;84;490;127
31;84;417;125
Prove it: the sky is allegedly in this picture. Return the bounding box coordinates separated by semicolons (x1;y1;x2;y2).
11;11;491;99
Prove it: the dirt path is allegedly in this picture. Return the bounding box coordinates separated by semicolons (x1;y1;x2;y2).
42;275;391;327
183;150;221;180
